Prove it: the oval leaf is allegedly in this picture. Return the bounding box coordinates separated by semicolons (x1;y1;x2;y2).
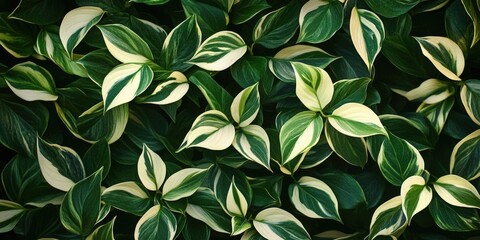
233;125;271;170
450;129;480;180
253;207;311;240
433;174;480;209
0;200;26;233
134;205;177;240
460;79;480;125
137;71;189;105
186;188;231;234
369;196;407;240
292;62;333;111
231;83;260;127
325;121;368;167
102;181;152;216
86;217;115;240
138;144;167;191
162;167;210;201
400;176;433;224
226;176;250;217
298;0;343;44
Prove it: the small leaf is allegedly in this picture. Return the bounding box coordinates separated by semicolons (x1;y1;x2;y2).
231;83;260;127
134;205;177;240
233;125;271;170
253;207;311;240
226;177;250;217
298;0;343;44
138;144;167;191
292;62;333;112
137;71;189;105
86;217;115;240
369;196;407;240
186;187;231;233
364;0;420;18
460;79;480;125
189;70;233;115
102;181;152;216
327;103;386;138
450;129;480;180
400;176;433;224
0;200;26;233
433;174;480;209
162;167;210;201
231;0;270;24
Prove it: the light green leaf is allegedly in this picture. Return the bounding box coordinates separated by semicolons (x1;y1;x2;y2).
0;200;26;233
9;0;65;25
231;0;270;24
86;217;115;240
134;205;177;240
350;7;385;71
130;0;170;5
102;63;153;111
325;77;371;113
59;6;104;56
400;176;433;224
279;111;323;165
102;181;152;216
0;12;37;57
369;196;407;240
292;62;333;111
325;121;368;167
189;70;233;115
231;83;260;127
429;193;480;231
137;71;189;105
327;103;386;138
60;169;102;236
416;95;454;133
253;207;311;240
186;187;231;234
233;125;271;170
97;24;154;63
414;36;465;80
364;0;420;18
433;174;480;209
138;144;167;191
289;176;341;221
3;61;57;101
298;0;343;43
461;0;480;47
178;110;235;151
162;167;210;201
450;129;480;180
460;79;480;125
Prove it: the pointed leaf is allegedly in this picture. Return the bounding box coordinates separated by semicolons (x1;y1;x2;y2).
328;103;386;138
211;166;252;217
0;200;26;233
417;95;455;133
186;188;231;233
326;77;371;112
429;193;480;231
162;167;210;201
231;216;252;236
298;0;343;43
253;207;311;240
102;181;152;216
77;49;120;86
393;78;455;104
364;0;420;18
292;62;333;111
226;177;250;217
325;121;368;167
460;79;480;125
138;144;167;191
86;217;115;240
189;70;233;115
83;139;111;179
231;83;260;127
369;196;407;240
137;71;189;105
461;0;480;47
450;129;480;180
0;12;37;58
233;125;271;170
400;176;433;224
134;205;177;240
231;0;270;24
433;174;480;209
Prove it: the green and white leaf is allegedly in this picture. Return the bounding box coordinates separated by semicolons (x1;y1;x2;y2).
189;70;233;114
298;0;343;43
325;121;368;167
3;61;57;101
231;216;252;236
135;205;177;240
186;188;231;234
86;217;115;240
414;36;465;81
400;176;433;224
429;193;480;231
461;0;480;47
102;63;153;111
416;95;454;133
350;7;385;71
102;181;152;216
450;129;480;180
189;31;247;71
0;12;36;58
326;77;371;112
241;229;266;240
369;196;407;240
178;110;235;151
364;0;420;18
226;177;250;217
138;144;167;191
392;78;455;104
162;167;210;201
137;71;189;105
253;207;311;240
327;103;386;138
292;62;333;111
59;6;104;56
460;79;480;125
289;176;341;221
433;174;480;209
0;200;26;233
231;83;260;127
233;125;271;170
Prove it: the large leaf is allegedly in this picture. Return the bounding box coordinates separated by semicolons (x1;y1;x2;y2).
162;167;210;201
450;129;480;180
189;70;233;115
446;0;475;54
78;49;120;86
429;193;480;231
102;181;152;216
380;114;437;151
0;200;26;233
325;121;368;167
369;196;407;240
134;205;177;240
400;176;433;224
0;12;37;57
138;144;167;191
231;0;270;24
433;174;480;209
298;0;343;44
364;0;420;18
350;7;385;71
233;125;271;170
60;169;102;236
186;187;231;234
231;83;260;127
9;0;65;25
327;103;386;138
292;62;333;112
318;172;367;211
460;79;480;125
253;207;311;240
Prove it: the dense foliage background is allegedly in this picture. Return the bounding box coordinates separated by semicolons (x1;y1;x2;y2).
0;0;479;239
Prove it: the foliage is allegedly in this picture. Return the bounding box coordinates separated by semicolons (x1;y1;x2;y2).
0;0;479;239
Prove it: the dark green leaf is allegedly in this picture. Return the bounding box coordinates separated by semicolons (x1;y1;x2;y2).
231;0;270;24
9;0;65;25
83;139;111;179
0;12;37;57
189;70;233;115
429;193;480;231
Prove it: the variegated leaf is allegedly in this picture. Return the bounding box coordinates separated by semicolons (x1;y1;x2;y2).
400;176;433;224
0;200;25;233
298;0;343;44
226;177;250;217
433;174;480;209
233;125;271;170
86;217;115;240
369;196;407;240
0;12;36;58
292;62;333;111
162;167;210;201
186;188;231;234
325;121;368;167
135;205;177;240
102;181;152;216
241;229;266;240
429;193;480;231
253;207;311;240
138;144;167;191
416;95;454;133
450;129;480;180
137;71;189;105
461;0;480;47
460;79;480;125
231;216;252;236
102;63;153;111
231;83;260;127
392;78;455;105
327;103;386;138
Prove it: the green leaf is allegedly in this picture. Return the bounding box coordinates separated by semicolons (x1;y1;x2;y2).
181;0;228;38
450;129;480;180
97;24;154;63
241;230;267;240
279;111;323;165
231;56;269;88
37;136;86;191
186;187;231;234
231;0;270;24
162;167;210;201
9;0;65;25
231;83;260;127
189;70;233;114
127;16;167;61
78;49;120;86
252;0;301;49
138;144;167;191
380;114;437;151
3;61;57;102
253;207;311;240
292;62;333;112
211;166;252;217
86;217;115;240
134;205;177;240
233;125;271;170
461;0;480;47
137;71;189;105
325;77;371;113
429;192;480;231
102;181;152;216
102;63;153;111
350;7;385;71
130;0;170;5
0;200;26;233
225;176;250;217
364;0;420;18
414;36;465;81
392;78;455;105
59;6;104;56
0;12;37;57
377;132;425;186
460;79;480;125
249;175;282;210
369;196;407;240
188;31;247;71
289;176;341;221
400;176;433;224
298;0;343;44
60;169;102;236
325;121;368;167
417;95;455;133
182;218;210;240
160;15;201;72
446;0;475;54
319;172;367;211
327;103;386;138
231;216;252;236
178;110;234;151
83;139;111;179
433;174;480;209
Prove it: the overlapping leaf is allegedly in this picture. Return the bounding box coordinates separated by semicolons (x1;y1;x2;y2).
253;207;311;240
233;125;271;170
3;62;57;101
231;83;260;127
134;205;177;240
298;0;343;43
460;79;480;125
433;174;480;209
369;196;407;240
327;103;386;138
138;144;167;191
450;129;480;180
292;62;333;112
102;181;152;216
400;176;432;224
162;167;210;201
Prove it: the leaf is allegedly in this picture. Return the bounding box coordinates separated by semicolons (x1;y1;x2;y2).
289;176;341;221
226;177;250;217
350;7;385;71
298;0;343;44
417;95;455;133
3;61;58;101
377;132;425;186
241;230;267;240
60;169;102;236
182;218;211;240
446;0;475;54
231;216;252;236
369;196;407;240
78;49;120;86
0;12;37;57
231;0;270;24
364;0;420;18
433;174;480;209
253;207;311;240
97;24;154;63
138;144;167;191
102;181;152;216
181;0;228;38
59;6;104;56
189;70;233;115
279;111;323;165
450;129;480;180
325;77;371;112
130;0;170;5
252;0;301;49
162;167;210;201
400;176;433;224
37;136;86;192
0;200;26;233
211;166;252;217
233;125;271;170
127;16;167;61
9;0;65;25
231;83;260;127
292;62;333;112
325;121;368;167
429;193;480;231
414;36;465;80
178;110;235;151
83;139;111;179
327;103;386;138
392;78;455;104
134;205;177;240
186;187;231;234
86;217;115;240
461;0;480;47
319;172;367;211
460;79;480;125
137;71;189;105
231;56;270;88
102;63;153;111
